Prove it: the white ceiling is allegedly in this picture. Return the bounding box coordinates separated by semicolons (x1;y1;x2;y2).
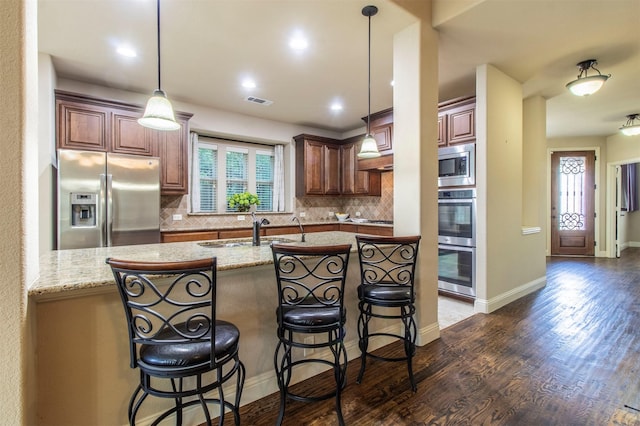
38;0;640;139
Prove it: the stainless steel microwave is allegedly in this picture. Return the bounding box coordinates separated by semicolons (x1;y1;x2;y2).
438;143;475;187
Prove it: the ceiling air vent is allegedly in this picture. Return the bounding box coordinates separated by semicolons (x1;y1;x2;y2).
244;96;273;106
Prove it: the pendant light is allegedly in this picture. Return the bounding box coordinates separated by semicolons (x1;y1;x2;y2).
565;59;610;97
358;5;381;159
138;0;180;131
619;114;640;136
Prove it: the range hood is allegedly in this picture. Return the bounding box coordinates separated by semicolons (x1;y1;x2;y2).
358;154;393;171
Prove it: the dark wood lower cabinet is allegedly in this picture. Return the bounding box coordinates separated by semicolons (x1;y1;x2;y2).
161;223;393;242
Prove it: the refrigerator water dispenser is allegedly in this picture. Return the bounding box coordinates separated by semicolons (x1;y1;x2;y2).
71;193;97;227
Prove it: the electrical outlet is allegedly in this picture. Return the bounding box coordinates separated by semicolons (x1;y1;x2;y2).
328;211;334;217
237;215;245;221
356;211;361;217
303;336;314;356
172;214;182;221
299;212;306;218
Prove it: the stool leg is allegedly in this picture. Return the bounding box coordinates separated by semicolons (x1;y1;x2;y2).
402;305;418;392
331;329;347;426
356;302;371;384
128;383;145;426
233;360;245;425
274;332;292;426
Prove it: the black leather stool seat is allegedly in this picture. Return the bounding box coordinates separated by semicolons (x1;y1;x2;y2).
358;284;411;304
140;320;240;369
279;306;345;329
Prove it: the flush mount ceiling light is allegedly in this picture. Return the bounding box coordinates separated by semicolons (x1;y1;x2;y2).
138;0;180;131
620;114;640;136
358;5;381;159
565;59;611;96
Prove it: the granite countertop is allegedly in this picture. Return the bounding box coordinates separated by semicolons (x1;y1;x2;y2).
30;231;360;300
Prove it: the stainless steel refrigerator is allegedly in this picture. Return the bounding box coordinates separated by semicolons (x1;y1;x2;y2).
57;149;161;249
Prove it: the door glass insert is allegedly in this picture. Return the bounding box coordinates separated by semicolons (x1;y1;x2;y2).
558;155;586;231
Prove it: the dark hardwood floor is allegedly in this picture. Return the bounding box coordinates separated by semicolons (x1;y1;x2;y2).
220;248;640;425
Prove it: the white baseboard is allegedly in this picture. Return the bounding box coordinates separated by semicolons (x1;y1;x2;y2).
628;241;640;248
474;276;546;314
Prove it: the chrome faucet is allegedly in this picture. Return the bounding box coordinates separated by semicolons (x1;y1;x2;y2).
251;212;270;246
292;216;305;242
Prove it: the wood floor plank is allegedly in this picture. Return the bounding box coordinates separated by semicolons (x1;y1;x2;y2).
215;248;640;425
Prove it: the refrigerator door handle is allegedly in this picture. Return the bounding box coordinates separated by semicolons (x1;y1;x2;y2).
99;173;107;247
106;174;113;247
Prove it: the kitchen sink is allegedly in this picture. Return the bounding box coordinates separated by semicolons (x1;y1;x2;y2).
198;237;295;248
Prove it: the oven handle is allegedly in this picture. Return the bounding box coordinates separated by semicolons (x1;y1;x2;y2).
438;244;475;252
437;198;475;203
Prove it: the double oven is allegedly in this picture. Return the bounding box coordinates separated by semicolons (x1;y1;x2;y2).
437;188;476;298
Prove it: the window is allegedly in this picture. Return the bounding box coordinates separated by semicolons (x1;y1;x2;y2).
194;136;275;213
198;142;217;211
256;150;274;211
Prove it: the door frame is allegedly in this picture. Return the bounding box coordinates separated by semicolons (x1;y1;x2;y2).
606;156;640;258
546;146;600;257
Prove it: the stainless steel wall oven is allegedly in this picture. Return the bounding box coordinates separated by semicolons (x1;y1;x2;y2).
438;188;476;297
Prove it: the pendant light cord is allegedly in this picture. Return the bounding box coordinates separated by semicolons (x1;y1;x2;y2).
156;0;162;91
367;12;371;135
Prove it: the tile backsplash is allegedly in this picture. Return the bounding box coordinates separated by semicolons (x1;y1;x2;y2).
161;172;393;231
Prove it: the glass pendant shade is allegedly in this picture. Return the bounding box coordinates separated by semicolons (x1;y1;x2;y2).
566;75;609;96
358;134;380;158
566;59;610;96
138;90;180;131
620;114;640;136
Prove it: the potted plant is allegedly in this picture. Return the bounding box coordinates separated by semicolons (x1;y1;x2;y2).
227;191;260;212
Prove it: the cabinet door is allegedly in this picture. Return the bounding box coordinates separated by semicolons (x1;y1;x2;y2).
371;123;393;153
57;99;109;151
153;118;189;194
111;110;154;156
447;104;475;145
303;140;325;195
324;144;341;195
341;143;356;195
437;113;447;147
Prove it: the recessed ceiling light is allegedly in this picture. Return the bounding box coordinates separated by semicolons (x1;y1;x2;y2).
289;32;308;51
116;46;137;58
330;102;343;112
242;78;256;89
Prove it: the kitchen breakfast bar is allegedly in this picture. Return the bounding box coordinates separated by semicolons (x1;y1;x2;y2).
30;231;401;425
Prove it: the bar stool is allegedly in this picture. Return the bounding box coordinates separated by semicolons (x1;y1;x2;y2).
355;235;421;391
270;243;352;426
106;257;245;426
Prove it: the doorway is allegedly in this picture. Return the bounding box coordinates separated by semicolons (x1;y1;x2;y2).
550;150;596;256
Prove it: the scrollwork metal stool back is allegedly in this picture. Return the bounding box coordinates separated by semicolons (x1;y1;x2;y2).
106;257;245;426
355;235;421;391
270;244;352;426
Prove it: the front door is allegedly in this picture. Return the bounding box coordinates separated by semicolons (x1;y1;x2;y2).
551;150;595;256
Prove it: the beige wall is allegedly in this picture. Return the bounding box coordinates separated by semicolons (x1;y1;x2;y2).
475;64;546;312
1;0;39;424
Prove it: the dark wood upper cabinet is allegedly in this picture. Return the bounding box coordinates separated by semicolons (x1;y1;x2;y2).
57;98;110;152
55;90;192;195
438;96;476;147
341;137;381;196
111;110;154;156
294;134;341;196
295;134;381;197
361;107;393;155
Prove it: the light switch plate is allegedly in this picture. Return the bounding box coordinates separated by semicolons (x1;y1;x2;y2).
237;215;245;221
172;214;182;221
